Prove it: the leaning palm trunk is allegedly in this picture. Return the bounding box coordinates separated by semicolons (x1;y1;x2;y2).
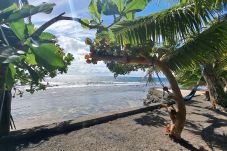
92;55;186;139
203;64;227;109
156;60;186;139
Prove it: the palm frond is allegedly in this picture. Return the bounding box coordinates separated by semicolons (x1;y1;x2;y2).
176;65;205;87
180;0;227;11
165;18;227;71
111;2;216;45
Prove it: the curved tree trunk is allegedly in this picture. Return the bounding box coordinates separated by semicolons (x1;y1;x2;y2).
91;55;186;138
203;64;227;108
156;60;186;139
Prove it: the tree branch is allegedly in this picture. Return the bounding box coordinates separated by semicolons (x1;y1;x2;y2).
91;53;185;113
31;13;99;39
107;14;123;29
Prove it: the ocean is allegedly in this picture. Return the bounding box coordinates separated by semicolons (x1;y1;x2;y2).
44;75;169;88
12;75;169;130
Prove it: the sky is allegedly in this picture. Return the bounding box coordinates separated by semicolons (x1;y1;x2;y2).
28;0;174;77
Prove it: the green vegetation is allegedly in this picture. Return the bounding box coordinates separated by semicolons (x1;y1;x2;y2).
0;1;73;136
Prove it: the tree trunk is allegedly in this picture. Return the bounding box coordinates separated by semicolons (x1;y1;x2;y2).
156;60;186;139
0;65;12;137
203;64;227;108
91;55;186;138
0;91;12;136
221;77;227;93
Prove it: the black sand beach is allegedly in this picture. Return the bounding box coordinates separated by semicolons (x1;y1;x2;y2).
2;94;227;151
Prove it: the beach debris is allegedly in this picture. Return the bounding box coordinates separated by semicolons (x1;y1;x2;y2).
143;88;164;105
144;88;176;106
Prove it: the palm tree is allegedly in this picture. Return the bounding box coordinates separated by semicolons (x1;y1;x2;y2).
83;0;227;139
176;54;227;109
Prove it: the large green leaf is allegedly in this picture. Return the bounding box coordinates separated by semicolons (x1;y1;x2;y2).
102;0;119;16
26;53;37;65
10;19;25;40
123;0;151;13
39;32;56;40
25;23;56;41
5;63;16;89
7;3;55;22
80;19;90;29
31;43;65;70
113;0;127;12
126;12;135;20
89;0;101;22
0;0;18;10
0;3;17;20
26;23;36;35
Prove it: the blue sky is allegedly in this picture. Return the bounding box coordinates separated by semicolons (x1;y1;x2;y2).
28;0;174;77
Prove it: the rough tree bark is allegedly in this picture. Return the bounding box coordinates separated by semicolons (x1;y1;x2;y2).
203;64;227;108
92;55;186;139
156;60;186;139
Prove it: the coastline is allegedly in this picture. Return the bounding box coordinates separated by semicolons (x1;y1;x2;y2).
2;93;227;151
12;85;149;130
11;85;205;130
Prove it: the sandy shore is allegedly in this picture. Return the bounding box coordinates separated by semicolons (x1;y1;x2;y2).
11;85;203;130
3;92;227;151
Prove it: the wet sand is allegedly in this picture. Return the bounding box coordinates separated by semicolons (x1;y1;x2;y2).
5;92;227;151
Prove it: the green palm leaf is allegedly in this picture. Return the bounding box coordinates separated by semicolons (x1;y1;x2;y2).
111;2;216;45
165;18;227;71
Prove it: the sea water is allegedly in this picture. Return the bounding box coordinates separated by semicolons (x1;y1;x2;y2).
11;75;169;129
44;75;169;88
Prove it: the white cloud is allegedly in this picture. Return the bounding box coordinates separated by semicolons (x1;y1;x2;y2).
47;21;95;38
45;20;112;75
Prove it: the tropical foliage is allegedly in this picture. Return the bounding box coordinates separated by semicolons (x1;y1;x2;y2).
0;1;73;136
84;0;227;79
110;1;227;67
176;65;204;87
165;18;227;71
0;2;74;93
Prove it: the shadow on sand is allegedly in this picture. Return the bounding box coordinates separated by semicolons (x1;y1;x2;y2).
134;109;206;151
134;97;227;151
0;120;80;151
187;112;227;151
134;110;167;127
185;97;227;151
